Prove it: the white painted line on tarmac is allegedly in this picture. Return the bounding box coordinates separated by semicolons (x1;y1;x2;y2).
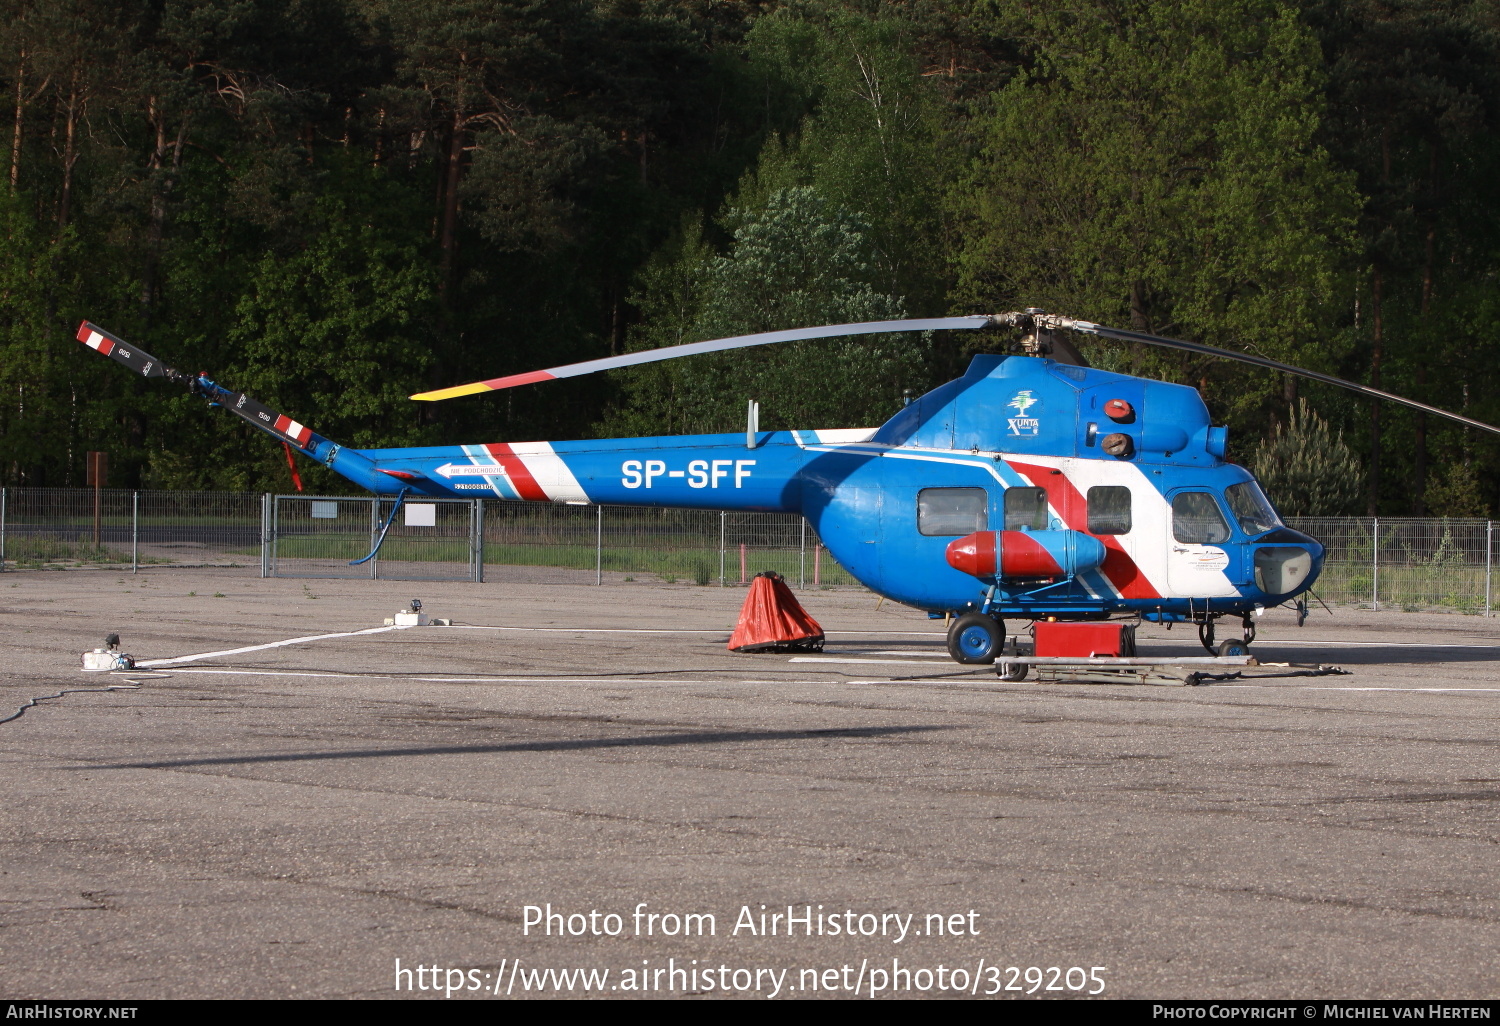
444;625;947;637
791;656;973;667
834;681;1500;692
445;625;726;634
137;625;408;667
843;680;985;685
1249;641;1500;648
1215;685;1500;692
442;626;1500;645
137;623;941;670
171;669;368;679
163;668;867;686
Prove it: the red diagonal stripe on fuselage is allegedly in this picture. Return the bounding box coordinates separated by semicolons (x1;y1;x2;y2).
484;443;549;501
1006;460;1159;599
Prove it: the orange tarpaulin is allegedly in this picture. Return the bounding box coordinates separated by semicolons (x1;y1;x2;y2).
727;571;824;653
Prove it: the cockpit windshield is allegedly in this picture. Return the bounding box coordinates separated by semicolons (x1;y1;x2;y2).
1225;481;1282;536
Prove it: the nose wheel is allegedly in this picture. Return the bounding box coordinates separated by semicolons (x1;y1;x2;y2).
1199;615;1256;655
948;612;1004;664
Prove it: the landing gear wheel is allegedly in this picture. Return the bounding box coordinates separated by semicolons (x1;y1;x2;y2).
948;612;1003;665
1198;620;1216;654
1216;638;1250;658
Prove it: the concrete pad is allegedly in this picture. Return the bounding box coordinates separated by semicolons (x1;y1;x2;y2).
0;569;1497;999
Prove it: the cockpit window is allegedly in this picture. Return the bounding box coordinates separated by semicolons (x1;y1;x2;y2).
1172;492;1231;544
1225;481;1282;536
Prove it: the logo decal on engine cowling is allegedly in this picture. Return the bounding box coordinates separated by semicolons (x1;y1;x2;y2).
1006;390;1042;436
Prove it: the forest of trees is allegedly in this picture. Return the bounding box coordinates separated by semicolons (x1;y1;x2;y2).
2;0;1498;515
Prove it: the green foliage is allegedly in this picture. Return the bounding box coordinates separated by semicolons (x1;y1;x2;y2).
1253;400;1364;516
0;190;69;482
0;0;1497;510
604;186;920;434
743;6;954;306
0;0;789;487
141;167;441;490
228;198;438;448
951;0;1360;417
464;116;610;252
605;3;957;436
1426;461;1489;518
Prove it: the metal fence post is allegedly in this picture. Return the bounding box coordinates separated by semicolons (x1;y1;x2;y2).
800;518;807;589
0;486;6;572
473;499;485;583
596;504;603;585
369;496;380;580
131;491;139;574
1371;517;1380;610
260;493;272;578
719;511;727;586
1487;520;1493;618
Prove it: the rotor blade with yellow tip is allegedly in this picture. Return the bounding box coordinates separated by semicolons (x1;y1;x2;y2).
409;317;997;401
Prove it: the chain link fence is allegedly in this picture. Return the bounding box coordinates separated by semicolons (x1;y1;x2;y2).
267;495;481;581
0;488;857;588
1285;517;1494;614
0;488;260;572
1;489;1488;609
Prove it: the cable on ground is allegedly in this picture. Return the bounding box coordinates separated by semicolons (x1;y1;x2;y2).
1;679;143;725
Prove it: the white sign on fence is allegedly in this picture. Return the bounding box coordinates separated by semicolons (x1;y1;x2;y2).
404;503;436;527
310;501;338;519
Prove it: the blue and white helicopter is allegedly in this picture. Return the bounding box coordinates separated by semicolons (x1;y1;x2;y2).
77;310;1500;668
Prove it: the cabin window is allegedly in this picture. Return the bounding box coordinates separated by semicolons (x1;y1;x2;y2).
1003;486;1049;531
1172;492;1232;544
918;488;988;536
1087;486;1132;535
1225;481;1282;536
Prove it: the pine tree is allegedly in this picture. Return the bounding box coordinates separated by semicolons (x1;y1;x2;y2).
1252;400;1364;516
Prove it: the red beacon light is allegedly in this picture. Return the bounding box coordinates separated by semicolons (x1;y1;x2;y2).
1104;398;1134;421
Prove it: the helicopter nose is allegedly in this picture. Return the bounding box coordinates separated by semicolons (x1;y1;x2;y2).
1250;528;1323;596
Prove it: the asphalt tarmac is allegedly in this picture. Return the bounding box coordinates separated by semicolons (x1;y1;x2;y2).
1;569;1497;1000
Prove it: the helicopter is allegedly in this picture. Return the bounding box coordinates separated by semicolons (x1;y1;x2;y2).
75;309;1500;668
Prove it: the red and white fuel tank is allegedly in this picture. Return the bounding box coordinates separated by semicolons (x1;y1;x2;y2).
945;529;1107;581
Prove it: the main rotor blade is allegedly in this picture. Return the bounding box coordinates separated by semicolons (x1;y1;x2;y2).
1048;316;1500;438
410;316;997;401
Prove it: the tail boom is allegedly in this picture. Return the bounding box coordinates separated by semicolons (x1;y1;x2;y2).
357;433;814;511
